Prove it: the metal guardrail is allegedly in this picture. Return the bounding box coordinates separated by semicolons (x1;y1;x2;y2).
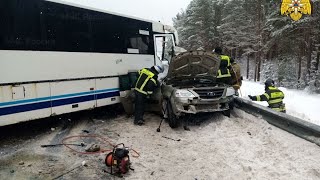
234;97;320;146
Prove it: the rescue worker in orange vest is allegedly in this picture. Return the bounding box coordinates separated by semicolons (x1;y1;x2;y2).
134;65;164;125
213;47;232;85
248;79;286;113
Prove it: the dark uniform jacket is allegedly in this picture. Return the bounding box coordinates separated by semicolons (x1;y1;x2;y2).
251;86;286;112
135;68;159;95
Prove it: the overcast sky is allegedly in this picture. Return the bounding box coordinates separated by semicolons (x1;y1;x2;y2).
63;0;192;25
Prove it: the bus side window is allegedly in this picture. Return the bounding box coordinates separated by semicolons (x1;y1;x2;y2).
0;0;155;55
0;0;42;50
127;36;149;54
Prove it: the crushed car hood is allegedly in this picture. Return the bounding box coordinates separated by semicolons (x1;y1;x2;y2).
166;51;220;86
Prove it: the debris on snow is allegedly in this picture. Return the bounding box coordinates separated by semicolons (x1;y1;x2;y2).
85;144;100;152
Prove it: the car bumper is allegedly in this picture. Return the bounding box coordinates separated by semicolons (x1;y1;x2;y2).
173;96;233;115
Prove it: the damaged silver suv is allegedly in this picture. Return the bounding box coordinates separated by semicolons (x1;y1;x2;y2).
161;51;235;128
119;51;235;128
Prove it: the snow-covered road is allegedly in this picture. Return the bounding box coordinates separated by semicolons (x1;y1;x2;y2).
2;110;320;179
240;80;320;126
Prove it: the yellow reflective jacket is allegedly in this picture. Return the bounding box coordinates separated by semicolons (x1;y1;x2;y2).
252;86;285;112
135;68;158;95
217;55;231;78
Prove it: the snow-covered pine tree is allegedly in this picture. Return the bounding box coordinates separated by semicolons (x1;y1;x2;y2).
173;0;216;50
173;0;320;93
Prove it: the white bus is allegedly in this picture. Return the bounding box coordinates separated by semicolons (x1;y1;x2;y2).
0;0;177;126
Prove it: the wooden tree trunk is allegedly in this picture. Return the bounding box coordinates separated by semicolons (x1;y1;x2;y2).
247;55;250;79
317;32;320;71
232;49;235;59
254;53;258;82
316;46;320;71
306;30;312;76
298;48;302;81
268;48;273;61
297;29;303;82
257;51;262;81
256;0;262;82
235;48;239;59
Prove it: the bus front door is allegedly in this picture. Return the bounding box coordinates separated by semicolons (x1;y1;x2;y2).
153;34;176;66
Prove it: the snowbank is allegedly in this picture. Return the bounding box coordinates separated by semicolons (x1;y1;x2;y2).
240;80;320;126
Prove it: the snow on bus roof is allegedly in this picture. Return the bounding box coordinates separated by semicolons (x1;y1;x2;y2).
46;0;161;24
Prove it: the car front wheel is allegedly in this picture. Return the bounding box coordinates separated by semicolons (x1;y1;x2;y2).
222;109;231;117
167;101;179;128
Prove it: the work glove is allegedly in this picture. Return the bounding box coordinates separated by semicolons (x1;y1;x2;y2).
248;95;254;100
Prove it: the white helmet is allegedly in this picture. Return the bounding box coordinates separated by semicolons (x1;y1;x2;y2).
154;65;164;73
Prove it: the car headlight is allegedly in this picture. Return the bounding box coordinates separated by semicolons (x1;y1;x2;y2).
226;87;235;96
175;90;195;98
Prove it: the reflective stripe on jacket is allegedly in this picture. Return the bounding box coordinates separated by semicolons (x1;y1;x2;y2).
135;68;158;95
252;86;285;112
217;55;231;78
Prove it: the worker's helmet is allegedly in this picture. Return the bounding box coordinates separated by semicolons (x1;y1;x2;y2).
154;65;164;74
213;47;222;54
265;79;274;87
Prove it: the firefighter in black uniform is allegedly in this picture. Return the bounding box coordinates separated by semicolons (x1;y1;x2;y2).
248;79;286;113
213;47;232;85
134;65;164;125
